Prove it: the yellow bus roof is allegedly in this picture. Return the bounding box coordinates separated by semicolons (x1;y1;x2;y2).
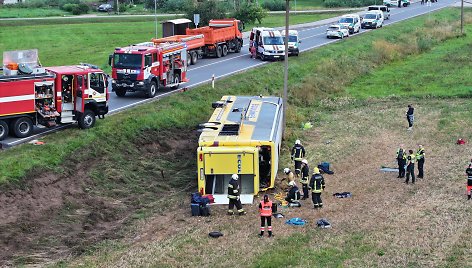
198;96;283;145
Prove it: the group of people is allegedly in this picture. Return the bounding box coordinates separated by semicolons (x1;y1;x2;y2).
420;0;436;6
283;140;326;209
396;144;425;184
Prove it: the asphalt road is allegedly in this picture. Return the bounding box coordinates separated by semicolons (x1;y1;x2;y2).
0;0;457;148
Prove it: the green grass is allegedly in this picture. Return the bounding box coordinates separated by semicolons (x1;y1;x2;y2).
0;8;470;184
0;7;67;18
258;0;325;10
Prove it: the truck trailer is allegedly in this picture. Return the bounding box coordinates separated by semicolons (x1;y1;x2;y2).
196;96;284;204
0;50;109;141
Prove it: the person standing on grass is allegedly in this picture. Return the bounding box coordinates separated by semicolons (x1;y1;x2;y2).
416;145;425;178
309;168;325;209
258;194;273;237
227;174;246;215
405;150;416;184
406;105;415;131
396;144;407;178
466;160;472;200
300;159;310;200
291;140;306;177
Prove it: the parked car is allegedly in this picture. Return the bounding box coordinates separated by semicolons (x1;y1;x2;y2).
97;4;113;12
383;0;410;7
338;14;362;34
281;30;300;56
326;24;350;39
368;5;390;20
361;11;384;29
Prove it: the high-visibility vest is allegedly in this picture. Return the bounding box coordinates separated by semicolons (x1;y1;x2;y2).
416;148;425;160
408;154;416;165
396;148;406;160
259;201;273;217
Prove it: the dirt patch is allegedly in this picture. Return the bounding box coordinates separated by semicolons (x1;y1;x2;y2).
0;129;197;267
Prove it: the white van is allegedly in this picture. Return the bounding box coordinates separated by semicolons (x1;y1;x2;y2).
361;11;384;29
338;14;362;34
368;5;390;20
249;27;285;61
281;30;300;56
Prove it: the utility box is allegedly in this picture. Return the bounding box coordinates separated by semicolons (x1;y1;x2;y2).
162;18;192;38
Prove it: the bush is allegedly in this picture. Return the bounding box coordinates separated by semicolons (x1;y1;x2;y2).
62;1;88;14
58;0;79;9
62;3;78;12
233;2;267;25
144;0;168;10
162;0;190;12
323;0;376;8
261;0;285;11
185;0;226;26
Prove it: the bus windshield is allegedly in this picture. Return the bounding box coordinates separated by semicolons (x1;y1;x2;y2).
113;53;142;69
263;36;284;45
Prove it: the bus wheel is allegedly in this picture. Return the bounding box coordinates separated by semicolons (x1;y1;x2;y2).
222;44;228;57
0;120;9;141
216;45;223;58
79;109;96;129
12;117;33;138
191;52;198;65
171;74;180;89
146;81;157;98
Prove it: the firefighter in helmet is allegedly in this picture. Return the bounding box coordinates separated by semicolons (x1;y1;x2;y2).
300;159;310;199
291;140;306;177
228;174;246;215
309;167;325;209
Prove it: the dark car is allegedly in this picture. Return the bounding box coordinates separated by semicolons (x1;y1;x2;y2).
97;4;113;12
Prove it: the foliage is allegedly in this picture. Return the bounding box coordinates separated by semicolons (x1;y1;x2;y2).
161;0;191;12
233;1;267;25
261;0;285;11
323;0;377;8
185;0;228;26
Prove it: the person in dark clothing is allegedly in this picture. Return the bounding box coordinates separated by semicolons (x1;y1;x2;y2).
416;145;425;178
285;181;301;203
405;150;416;184
300;159;310;199
406;105;414;130
396;144;407;178
227;174;246;215
258;194;273;237
398;0;402;7
291;140;306;176
309;168;325;209
466;160;472;200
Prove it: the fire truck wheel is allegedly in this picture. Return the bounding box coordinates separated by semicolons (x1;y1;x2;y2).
222;45;228;57
171;74;180;89
216;45;223;58
115;88;126;97
146;81;157;98
191;52;198;65
12;117;33;138
0;120;9;141
79;110;96;129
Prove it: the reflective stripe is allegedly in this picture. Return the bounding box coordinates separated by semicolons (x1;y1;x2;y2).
228;195;238;199
0;94;35;103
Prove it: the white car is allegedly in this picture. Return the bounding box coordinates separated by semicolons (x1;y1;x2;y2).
361;11;384;29
326;24;350;39
338;14;361;34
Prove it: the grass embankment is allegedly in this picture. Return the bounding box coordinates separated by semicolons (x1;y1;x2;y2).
0;7;67;18
0;12;341;72
0;7;471;267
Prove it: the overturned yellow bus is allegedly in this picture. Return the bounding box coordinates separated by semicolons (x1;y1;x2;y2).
197;96;284;204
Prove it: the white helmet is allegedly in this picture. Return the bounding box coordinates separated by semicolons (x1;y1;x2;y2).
295;139;301;145
302;159;308;165
231;174;239;180
284;168;290;174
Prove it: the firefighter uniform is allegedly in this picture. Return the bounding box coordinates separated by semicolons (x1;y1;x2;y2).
466;164;472;200
227;174;246;215
259;197;273;237
416;146;425;178
405;152;416;184
291;140;306;176
300;161;310;199
309;170;325;209
396;147;406;178
285;181;301;203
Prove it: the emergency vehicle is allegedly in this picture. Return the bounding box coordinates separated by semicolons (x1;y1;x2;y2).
0;50;109;141
249;28;286;61
110;41;188;98
196;96;284;204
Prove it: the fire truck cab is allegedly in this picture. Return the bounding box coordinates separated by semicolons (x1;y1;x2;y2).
0;50;109;141
110;42;188;98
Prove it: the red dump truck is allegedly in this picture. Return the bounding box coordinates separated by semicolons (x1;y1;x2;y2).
157;18;244;65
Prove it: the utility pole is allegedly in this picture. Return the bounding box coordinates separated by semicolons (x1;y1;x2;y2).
461;0;464;34
283;0;289;137
154;0;158;38
116;0;119;15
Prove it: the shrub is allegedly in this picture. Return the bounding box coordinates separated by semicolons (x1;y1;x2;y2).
323;0;376;8
62;3;78;12
162;0;190;12
233;2;267;25
185;0;226;26
261;0;285;11
59;0;79;9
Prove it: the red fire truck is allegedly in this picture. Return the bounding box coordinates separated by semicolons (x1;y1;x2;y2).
0;50;109;141
110;41;188;98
